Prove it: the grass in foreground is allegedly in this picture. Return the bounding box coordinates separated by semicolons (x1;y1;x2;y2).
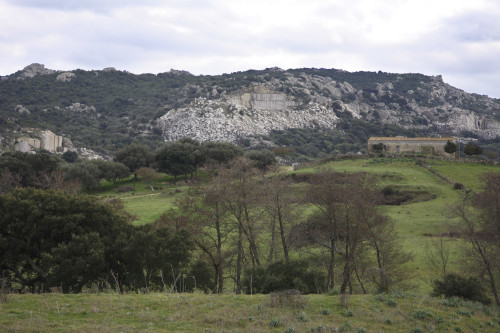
1;292;499;332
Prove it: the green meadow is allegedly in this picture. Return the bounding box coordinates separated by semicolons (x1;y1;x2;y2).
2;291;499;332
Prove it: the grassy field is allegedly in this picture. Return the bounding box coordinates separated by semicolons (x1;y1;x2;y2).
4;157;495;332
1;292;499;332
92;176;188;225
94;157;497;290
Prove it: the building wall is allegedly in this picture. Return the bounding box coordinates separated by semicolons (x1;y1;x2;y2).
368;137;454;156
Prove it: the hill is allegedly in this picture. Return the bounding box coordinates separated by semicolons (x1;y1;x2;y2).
1;64;499;159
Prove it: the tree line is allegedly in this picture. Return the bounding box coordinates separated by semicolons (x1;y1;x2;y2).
1;142;499;303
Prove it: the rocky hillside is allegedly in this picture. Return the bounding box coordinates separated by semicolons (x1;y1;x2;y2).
0;64;499;157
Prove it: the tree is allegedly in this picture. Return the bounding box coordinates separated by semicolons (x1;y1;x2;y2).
136;167;162;192
291;169;411;294
444;141;457;157
245;150;276;170
64;160;102;189
260;171;300;262
0;151;61;188
114;143;153;180
215;157;263;293
0;188;132;292
464;142;482;157
155;140;204;180
176;177;234;293
96;160;130;184
62;150;78;163
118;225;193;292
201;141;243;165
453;172;500;306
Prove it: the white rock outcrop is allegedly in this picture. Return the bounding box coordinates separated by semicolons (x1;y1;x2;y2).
158;86;339;142
56;72;76;82
18;63;56;78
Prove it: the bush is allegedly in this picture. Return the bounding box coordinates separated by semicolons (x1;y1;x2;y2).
432;273;491;305
242;259;325;294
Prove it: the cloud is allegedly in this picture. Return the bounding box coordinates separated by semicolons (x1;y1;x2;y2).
0;0;499;97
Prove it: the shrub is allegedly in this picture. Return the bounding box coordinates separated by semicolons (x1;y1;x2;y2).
269;318;282;327
440;297;463;307
386;299;398;307
243;259;325;294
432;273;491;305
413;310;431;320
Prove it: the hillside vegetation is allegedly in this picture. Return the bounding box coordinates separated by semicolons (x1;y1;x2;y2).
1;65;499;160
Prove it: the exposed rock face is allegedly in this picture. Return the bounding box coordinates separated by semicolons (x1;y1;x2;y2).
158;86;339;142
14;129;63;153
15;105;30;115
18;63;56;79
56;72;76;82
158;71;500;143
54;103;96;113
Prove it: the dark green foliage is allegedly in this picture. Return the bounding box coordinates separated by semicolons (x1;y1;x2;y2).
201;141;243;165
64;159;130;188
113;143;153;176
432;273;491;305
0;151;62;187
0;188;193;293
0;188;131;292
185;260;216;293
444;141;457;155
463;142;482;156
64;160;101;188
245;149;276;170
242;259;325;294
155;139;203;179
95;160;130;184
117;225;193;291
62;150;78;163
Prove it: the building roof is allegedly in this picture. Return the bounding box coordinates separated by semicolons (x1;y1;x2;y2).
368;137;455;142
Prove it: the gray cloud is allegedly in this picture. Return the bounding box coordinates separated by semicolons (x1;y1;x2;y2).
0;0;499;98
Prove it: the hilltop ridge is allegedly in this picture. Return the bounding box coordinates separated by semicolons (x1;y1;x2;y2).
0;64;499;157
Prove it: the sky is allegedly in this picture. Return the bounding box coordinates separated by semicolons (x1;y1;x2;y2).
0;0;499;98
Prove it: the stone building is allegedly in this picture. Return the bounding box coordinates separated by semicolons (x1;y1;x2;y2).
367;137;455;156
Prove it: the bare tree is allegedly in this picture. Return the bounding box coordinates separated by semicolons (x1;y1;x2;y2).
216;158;263;293
175;179;233;293
424;235;451;279
260;170;301;262
454;173;500;306
293;169;412;294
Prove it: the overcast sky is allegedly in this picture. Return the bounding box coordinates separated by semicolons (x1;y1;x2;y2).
1;0;499;98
